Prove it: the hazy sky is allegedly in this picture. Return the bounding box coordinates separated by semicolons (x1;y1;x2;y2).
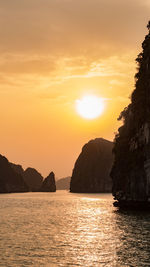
0;0;150;178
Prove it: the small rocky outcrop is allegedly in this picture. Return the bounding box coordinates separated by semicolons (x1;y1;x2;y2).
40;172;56;192
111;21;150;209
23;168;43;192
70;138;113;193
0;154;28;193
56;177;71;190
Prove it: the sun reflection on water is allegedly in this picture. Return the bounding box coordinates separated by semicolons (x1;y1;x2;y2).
0;191;150;266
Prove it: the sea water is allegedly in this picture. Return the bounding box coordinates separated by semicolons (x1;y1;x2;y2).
0;191;150;266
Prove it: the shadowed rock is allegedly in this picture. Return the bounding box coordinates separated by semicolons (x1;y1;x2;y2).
0;154;28;193
111;21;150;209
10;163;24;175
70;138;113;193
23;167;43;192
40;172;56;192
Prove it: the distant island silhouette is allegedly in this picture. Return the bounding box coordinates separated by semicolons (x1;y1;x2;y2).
0;154;56;193
56;177;71;190
0;138;113;194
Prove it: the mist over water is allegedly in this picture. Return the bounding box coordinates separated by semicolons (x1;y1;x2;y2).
0;191;150;266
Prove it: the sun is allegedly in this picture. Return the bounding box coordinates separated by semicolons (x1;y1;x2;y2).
75;95;105;119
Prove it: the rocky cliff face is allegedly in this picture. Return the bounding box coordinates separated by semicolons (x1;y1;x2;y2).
0;155;56;193
10;163;24;175
70;138;113;193
111;22;150;209
40;172;56;192
0;155;28;193
23;168;43;192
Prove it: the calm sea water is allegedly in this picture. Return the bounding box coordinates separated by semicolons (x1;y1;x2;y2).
0;191;150;267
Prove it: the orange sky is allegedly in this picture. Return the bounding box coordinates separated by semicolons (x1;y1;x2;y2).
0;0;150;178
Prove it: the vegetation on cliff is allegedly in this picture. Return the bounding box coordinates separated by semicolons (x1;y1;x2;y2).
111;21;150;208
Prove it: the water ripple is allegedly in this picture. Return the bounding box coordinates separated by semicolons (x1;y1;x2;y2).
0;191;150;266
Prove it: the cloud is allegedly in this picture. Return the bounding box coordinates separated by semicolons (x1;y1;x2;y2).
0;0;147;104
109;80;125;86
0;52;136;102
0;54;56;74
0;0;149;56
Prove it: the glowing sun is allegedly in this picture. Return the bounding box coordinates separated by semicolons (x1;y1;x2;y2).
76;95;105;119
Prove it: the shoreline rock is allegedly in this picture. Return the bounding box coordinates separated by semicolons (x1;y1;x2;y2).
113;200;150;210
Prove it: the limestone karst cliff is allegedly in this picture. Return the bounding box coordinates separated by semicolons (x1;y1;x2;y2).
70;138;113;193
111;21;150;209
10;163;24;175
0;155;28;193
0;155;56;193
40;172;56;192
23;167;43;192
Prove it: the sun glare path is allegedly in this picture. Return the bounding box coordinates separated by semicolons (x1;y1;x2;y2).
76;95;105;119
